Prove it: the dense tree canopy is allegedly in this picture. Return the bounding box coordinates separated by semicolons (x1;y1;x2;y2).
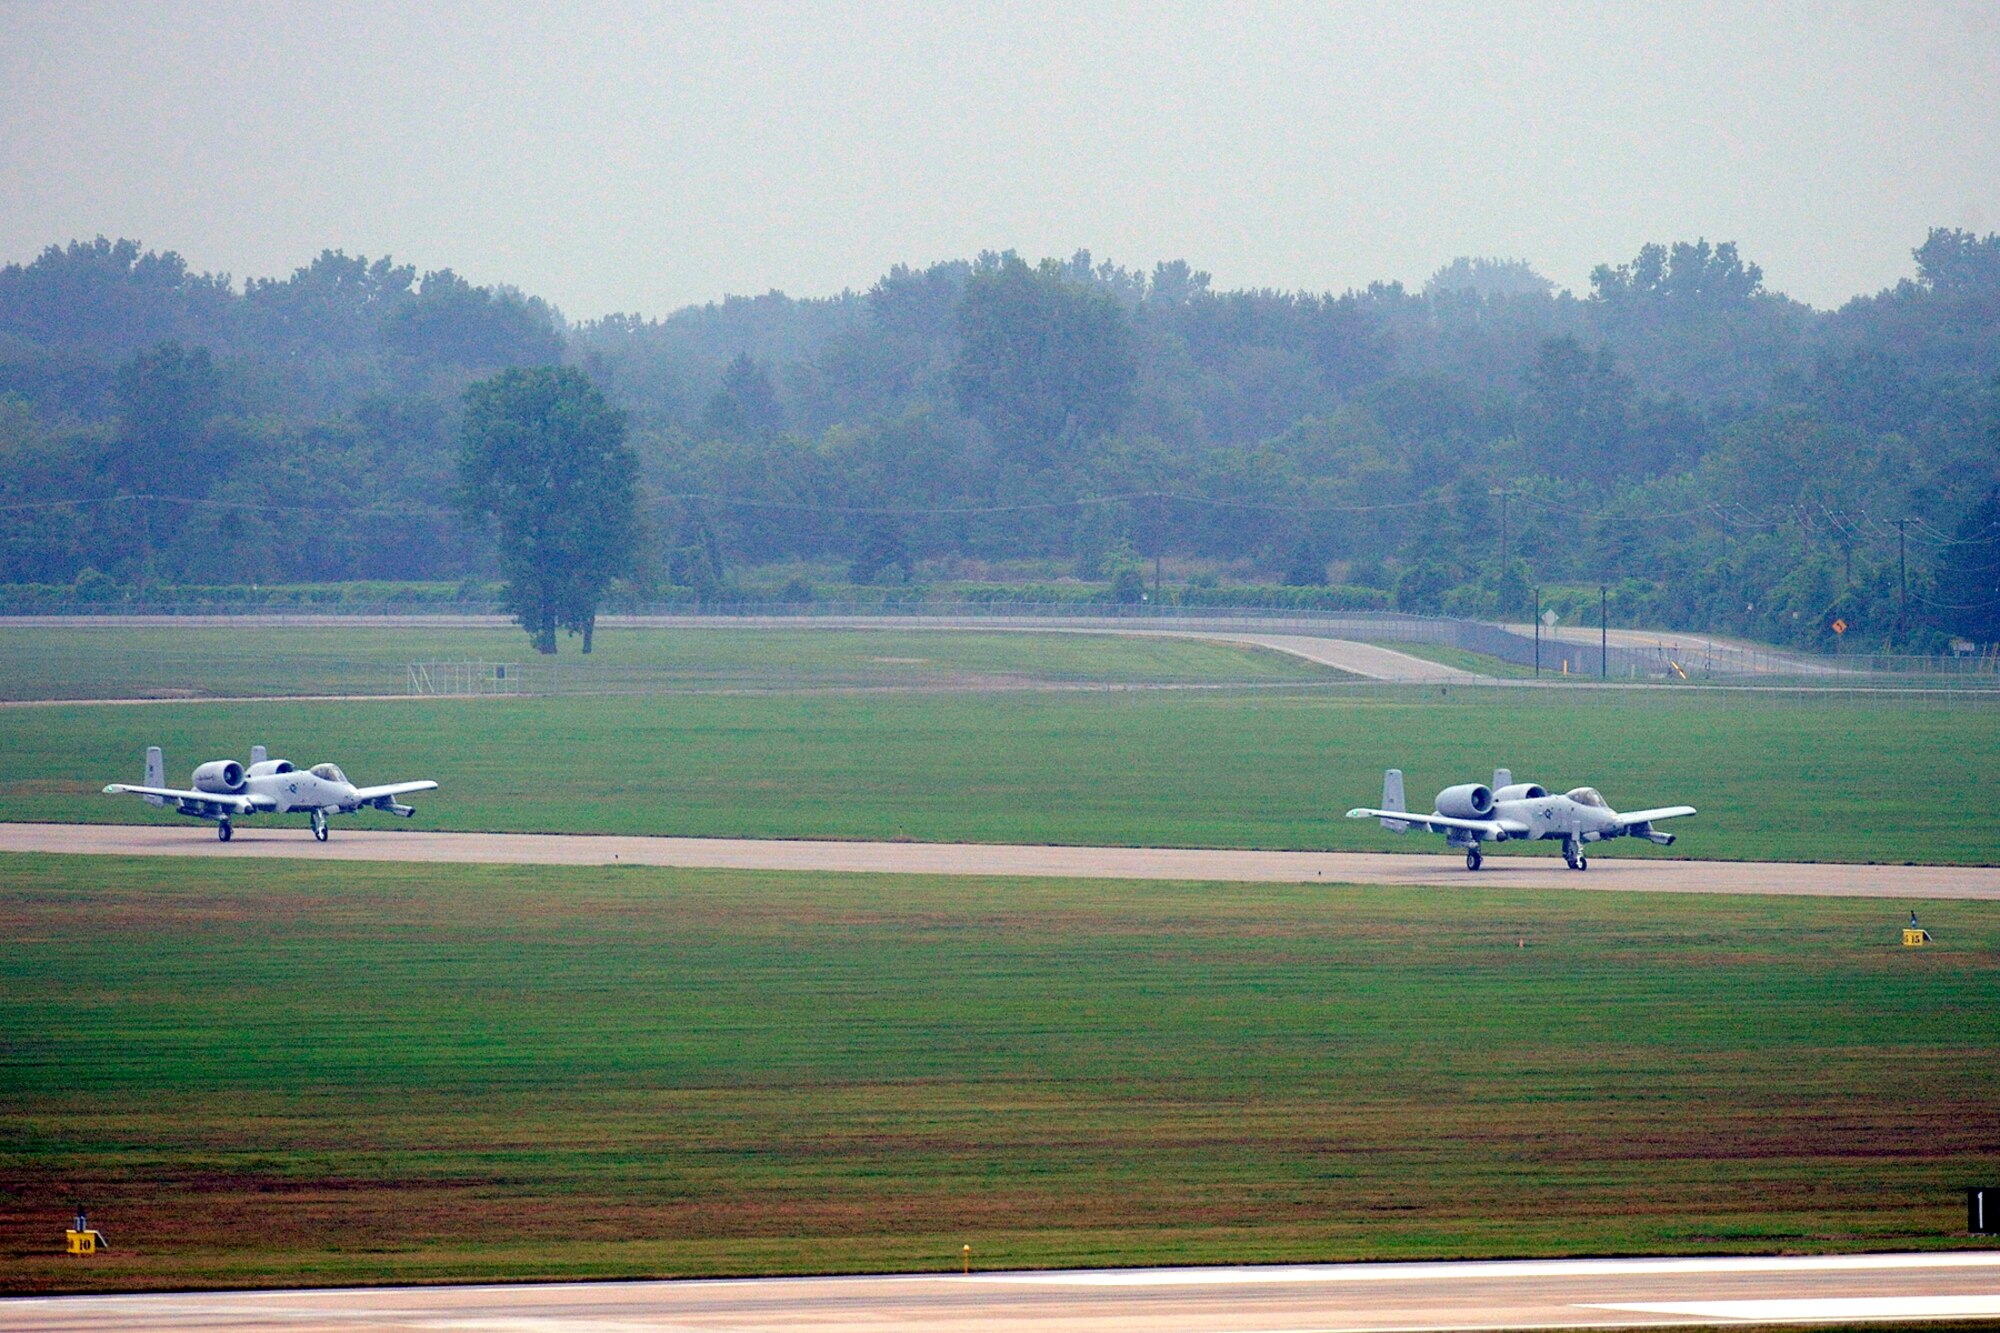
951;254;1137;462
2;230;1998;651
1936;489;2000;645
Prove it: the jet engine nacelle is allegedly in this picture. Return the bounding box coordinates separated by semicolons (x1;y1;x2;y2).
192;760;245;794
247;759;294;777
1435;783;1494;819
1493;783;1547;802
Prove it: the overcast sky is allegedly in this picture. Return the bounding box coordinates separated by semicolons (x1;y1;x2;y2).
4;1;1997;319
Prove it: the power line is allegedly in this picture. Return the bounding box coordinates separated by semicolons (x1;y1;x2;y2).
1907;585;2000;612
669;489;1445;517
0;492;457;519
9;487;2000;554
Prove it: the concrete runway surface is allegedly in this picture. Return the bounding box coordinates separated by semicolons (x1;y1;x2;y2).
1194;631;1490;682
8;1253;2000;1331
5;822;1998;898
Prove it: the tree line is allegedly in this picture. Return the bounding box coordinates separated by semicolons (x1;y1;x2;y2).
1;230;1997;650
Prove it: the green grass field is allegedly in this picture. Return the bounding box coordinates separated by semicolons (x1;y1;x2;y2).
5;687;1998;863
3;854;1994;1293
0;625;1340;699
1377;640;1540;679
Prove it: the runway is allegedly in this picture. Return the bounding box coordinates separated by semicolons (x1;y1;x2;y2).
8;1252;2000;1331
5;822;1998;898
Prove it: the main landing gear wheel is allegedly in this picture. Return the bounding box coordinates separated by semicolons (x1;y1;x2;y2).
217;821;232;843
1465;848;1482;871
311;809;329;842
1563;839;1587;871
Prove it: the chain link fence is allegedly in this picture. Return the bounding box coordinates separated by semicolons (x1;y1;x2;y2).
4;604;1996;699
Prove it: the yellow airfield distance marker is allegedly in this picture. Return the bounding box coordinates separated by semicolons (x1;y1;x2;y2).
65;1207;107;1255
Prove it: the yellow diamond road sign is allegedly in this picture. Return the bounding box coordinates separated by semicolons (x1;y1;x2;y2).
1832;618;1847;634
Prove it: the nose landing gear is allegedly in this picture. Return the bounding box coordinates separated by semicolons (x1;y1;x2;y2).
1464;847;1483;871
1563;838;1588;871
311;809;329;842
217;820;232;842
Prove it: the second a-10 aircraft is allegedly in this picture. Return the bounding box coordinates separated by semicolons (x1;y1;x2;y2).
104;745;437;842
1346;768;1695;871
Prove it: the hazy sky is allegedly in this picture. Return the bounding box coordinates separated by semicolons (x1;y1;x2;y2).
4;1;1997;319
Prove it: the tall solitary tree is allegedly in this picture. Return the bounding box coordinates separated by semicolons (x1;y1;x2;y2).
458;366;637;654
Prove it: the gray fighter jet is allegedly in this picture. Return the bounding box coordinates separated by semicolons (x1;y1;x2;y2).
104;745;437;842
1345;768;1695;871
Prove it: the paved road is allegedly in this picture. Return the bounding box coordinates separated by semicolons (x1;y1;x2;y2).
1192;631;1488;682
1508;623;1850;678
7;1252;2000;1331
10;615;1985;695
6;823;1996;898
3;614;1482;685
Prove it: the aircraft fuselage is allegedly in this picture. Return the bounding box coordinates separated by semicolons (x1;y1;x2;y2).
1447;794;1650;847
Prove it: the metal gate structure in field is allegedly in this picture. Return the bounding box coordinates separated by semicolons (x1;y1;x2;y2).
406;661;529;696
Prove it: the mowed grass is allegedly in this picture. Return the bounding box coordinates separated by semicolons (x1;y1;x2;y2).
1;854;1995;1292
4;688;1998;863
0;625;1339;699
1377;640;1540;679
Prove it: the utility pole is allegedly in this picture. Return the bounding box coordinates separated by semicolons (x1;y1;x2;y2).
1600;583;1608;679
1896;518;1908;641
1153;491;1165;602
1496;489;1509;569
1533;587;1541;678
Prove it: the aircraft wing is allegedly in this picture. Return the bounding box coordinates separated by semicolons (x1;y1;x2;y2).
352;780;438;801
103;784;268;812
1345;808;1529;838
1613;805;1697;827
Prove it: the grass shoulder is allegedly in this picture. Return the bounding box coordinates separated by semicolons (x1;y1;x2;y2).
1374;640;1539;679
6;688;1995;864
2;853;1994;1291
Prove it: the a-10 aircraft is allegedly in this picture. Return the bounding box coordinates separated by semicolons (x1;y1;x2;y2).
104;745;437;842
1345;768;1695;871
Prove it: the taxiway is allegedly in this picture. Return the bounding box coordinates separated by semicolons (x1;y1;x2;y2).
7;1252;2000;1331
3;822;1996;898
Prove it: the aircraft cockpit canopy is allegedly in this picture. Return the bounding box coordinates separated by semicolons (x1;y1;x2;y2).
309;763;349;784
1564;786;1607;808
